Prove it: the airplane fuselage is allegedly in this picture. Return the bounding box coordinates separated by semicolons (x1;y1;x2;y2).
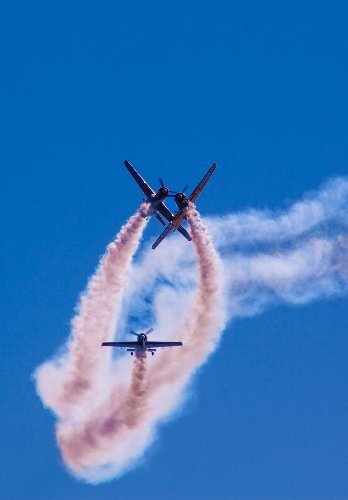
146;188;169;214
174;192;189;211
138;333;147;346
128;334;156;358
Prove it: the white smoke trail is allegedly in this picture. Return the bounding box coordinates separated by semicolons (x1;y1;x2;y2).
34;176;348;483
125;177;348;328
209;176;348;247
35;205;148;419
52;205;226;482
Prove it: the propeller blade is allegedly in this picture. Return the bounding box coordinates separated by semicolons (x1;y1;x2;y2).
145;328;154;335
182;184;188;194
159;178;165;188
129;331;139;336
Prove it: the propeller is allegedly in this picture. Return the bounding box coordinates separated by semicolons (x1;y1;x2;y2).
166;185;189;198
159;178;177;194
159;177;189;198
129;328;153;336
159;178;177;196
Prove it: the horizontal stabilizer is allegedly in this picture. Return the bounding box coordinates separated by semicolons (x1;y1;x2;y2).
177;225;192;241
155;213;166;226
152;223;174;249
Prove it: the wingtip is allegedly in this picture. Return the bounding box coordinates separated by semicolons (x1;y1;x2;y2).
151;238;160;250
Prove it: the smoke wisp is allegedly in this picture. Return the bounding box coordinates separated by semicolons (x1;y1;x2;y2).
34;176;348;483
35;205;148;419
42;204;225;482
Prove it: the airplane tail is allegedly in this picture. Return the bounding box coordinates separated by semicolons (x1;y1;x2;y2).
155;213;166;226
177;225;192;241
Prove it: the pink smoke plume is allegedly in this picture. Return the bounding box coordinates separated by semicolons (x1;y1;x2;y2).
34;174;348;483
35;205;148;419
43;204;226;482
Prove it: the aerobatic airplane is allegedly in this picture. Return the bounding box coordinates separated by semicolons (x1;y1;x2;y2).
124;160;192;242
151;162;217;249
124;160;217;249
102;328;183;357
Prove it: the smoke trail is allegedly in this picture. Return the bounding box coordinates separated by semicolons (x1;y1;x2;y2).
146;204;226;389
35;176;348;483
57;355;149;478
125;176;348;328
50;204;225;482
208;176;348;247
123;355;148;429
35;205;148;418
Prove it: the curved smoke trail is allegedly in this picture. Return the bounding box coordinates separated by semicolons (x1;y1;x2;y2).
34;176;348;483
35;204;148;418
125;176;348;328
51;204;226;482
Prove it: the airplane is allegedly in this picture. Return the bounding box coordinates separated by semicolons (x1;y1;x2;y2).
124;160;173;225
151;162;217;249
124;160;192;242
101;328;183;358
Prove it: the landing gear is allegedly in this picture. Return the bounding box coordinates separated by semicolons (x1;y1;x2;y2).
151;352;154;356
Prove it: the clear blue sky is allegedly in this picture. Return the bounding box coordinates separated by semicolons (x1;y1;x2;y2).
1;1;348;498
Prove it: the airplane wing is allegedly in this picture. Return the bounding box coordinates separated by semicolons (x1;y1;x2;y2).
152;223;174;249
146;341;183;347
152;211;192;249
155;213;166;226
170;210;186;229
156;202;175;222
157;203;191;239
189;162;217;204
177;224;192;241
124;160;155;198
102;342;139;348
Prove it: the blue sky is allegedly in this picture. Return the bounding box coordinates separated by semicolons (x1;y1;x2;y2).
1;1;348;498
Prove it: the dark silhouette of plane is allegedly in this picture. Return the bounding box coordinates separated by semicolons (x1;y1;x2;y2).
124;160;216;248
102;328;183;358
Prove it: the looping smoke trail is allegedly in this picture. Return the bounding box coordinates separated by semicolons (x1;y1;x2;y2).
57;355;149;476
147;204;226;389
50;204;226;483
35;204;149;418
35;176;348;483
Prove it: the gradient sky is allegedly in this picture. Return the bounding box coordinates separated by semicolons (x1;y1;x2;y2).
1;1;348;499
